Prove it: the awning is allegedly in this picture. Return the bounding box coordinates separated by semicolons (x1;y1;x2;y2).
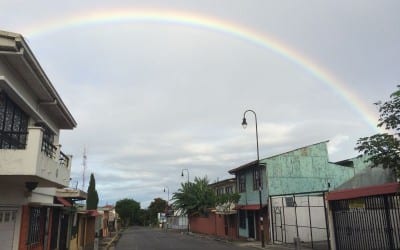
327;182;400;201
56;197;72;207
29;202;63;207
236;204;267;210
78;210;101;217
88;210;100;217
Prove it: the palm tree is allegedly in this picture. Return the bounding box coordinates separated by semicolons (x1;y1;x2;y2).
172;176;216;217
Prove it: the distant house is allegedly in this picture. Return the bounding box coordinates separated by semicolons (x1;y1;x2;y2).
189;178;239;240
56;188;88;250
166;208;188;230
0;30;77;250
229;141;370;246
74;207;100;250
98;205;119;237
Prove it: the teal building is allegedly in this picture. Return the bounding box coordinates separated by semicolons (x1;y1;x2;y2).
229;141;369;241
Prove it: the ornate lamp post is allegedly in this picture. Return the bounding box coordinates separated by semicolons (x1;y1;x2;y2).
163;186;170;230
181;168;190;184
163;186;170;205
242;109;265;248
181;168;190;232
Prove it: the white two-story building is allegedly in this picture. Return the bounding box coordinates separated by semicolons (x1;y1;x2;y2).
0;30;77;250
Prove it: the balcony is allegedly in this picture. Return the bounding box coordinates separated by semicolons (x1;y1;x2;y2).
0;126;72;187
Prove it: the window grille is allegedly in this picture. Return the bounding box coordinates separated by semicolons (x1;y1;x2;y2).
239;210;246;229
27;207;42;245
0;92;28;149
39;124;56;158
239;174;246;192
253;168;262;190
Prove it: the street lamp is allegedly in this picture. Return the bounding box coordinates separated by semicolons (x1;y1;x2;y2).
242;109;265;248
163;186;170;204
181;168;189;184
181;168;190;232
163;186;170;230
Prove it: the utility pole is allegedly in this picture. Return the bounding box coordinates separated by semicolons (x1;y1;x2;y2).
82;147;87;191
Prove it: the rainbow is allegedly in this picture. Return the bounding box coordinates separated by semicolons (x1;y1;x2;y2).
21;8;380;132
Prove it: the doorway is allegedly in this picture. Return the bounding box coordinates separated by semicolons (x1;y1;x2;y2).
247;211;255;239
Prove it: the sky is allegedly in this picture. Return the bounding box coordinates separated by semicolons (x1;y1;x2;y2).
1;1;399;208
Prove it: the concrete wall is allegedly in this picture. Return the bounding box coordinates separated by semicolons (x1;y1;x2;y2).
0;127;71;187
190;215;216;235
190;213;238;240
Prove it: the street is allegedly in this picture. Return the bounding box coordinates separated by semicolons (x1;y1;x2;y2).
115;226;276;250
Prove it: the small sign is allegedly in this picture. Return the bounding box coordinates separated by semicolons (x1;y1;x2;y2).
285;197;295;207
349;199;365;209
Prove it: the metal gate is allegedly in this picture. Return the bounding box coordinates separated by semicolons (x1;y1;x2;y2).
0;207;17;250
331;193;400;250
270;191;330;250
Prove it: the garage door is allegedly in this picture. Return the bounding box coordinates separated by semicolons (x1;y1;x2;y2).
0;208;17;250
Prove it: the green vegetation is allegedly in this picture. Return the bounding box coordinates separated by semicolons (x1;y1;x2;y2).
172;176;240;217
356;85;400;178
115;198;141;227
147;198;168;225
86;173;99;210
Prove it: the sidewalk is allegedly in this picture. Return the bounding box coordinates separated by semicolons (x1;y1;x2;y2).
234;241;294;250
98;231;120;250
180;231;294;250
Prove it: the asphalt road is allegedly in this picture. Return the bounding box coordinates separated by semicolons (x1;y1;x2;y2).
115;226;259;250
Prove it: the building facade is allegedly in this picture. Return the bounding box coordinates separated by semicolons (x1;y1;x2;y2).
0;30;77;250
189;178;239;240
229;141;370;243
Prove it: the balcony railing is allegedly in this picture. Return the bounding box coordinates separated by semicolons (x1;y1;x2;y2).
0;126;71;187
41;138;56;159
0;131;28;149
41;138;69;168
59;151;69;168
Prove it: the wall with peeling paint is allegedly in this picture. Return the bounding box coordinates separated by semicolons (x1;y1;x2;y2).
234;141;370;239
264;141;357;196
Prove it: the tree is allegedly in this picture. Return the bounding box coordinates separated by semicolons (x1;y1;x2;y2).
172;176;216;217
147;198;168;225
215;192;241;212
115;198;141;227
356;85;400;178
86;173;99;210
137;208;151;226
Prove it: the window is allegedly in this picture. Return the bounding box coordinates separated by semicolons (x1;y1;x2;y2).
216;187;224;196
238;174;246;192
239;210;246;229
0;92;28;149
28;207;43;245
225;186;233;194
285;197;295;207
253;168;263;190
39;124;56;158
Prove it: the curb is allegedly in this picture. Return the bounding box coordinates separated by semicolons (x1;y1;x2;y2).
105;232;121;249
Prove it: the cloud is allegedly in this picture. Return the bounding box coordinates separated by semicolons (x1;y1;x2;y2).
2;1;398;208
328;135;350;155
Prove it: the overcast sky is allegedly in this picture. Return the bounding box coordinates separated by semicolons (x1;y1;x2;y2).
1;1;399;208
